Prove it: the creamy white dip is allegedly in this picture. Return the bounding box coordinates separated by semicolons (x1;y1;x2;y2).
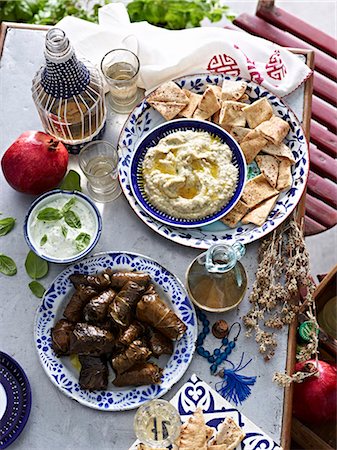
142;130;238;219
30;196;96;258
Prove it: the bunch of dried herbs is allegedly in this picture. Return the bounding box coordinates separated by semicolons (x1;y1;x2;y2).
243;214;319;384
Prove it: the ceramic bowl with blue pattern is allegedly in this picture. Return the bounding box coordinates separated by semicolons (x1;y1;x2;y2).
129;119;247;228
34;251;197;411
24;190;102;264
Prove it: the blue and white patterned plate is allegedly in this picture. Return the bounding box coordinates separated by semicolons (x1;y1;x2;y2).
130;373;281;449
129;119;247;228
118;73;309;248
34;252;197;411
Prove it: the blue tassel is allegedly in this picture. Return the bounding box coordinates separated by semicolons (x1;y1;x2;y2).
215;353;257;406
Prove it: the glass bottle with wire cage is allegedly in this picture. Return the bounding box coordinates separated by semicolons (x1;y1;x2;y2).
32;28;106;153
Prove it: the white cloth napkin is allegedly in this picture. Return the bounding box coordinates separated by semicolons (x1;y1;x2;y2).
57;3;312;97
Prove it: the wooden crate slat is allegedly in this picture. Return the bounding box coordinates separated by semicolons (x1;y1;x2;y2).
313;72;337;106
309;144;337;181
233;13;337;81
305;193;337;228
310;121;337;157
307;172;337;207
256;6;337;59
311;96;337;132
304;215;327;235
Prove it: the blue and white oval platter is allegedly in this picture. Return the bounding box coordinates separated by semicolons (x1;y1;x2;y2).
118;73;309;249
34;252;197;411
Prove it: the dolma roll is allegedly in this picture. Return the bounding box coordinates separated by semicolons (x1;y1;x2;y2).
51;319;75;355
83;288;116;323
111;340;151;374
113;362;163;387
119;322;145;347
70;323;115;355
146;326;174;358
109;281;145;328
69;272;111;290
136;294;187;341
79;355;108;391
107;270;150;289
63;285;97;323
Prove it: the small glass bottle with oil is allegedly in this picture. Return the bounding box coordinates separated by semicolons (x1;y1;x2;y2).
32;28;106;153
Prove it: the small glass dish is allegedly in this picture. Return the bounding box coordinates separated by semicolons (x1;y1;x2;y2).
134;399;181;448
24;190;102;264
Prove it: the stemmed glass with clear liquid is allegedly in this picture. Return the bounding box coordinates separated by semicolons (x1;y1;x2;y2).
79;140;122;203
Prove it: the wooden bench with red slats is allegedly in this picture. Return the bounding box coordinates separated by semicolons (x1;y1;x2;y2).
231;0;337;236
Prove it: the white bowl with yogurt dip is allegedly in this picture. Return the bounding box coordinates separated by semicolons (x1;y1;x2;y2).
24;190;102;264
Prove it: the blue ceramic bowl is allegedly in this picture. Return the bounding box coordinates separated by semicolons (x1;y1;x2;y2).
24;190;102;264
129;119;247;228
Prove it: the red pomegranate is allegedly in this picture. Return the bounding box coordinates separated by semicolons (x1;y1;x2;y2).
1;131;69;195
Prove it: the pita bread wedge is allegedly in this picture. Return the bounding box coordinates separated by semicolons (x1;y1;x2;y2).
179;89;201;118
193;87;221;120
221;80;247;101
212;417;245;450
207;84;222;102
240;129;268;164
147;81;189;120
243;98;273;129
137;445;166;450
255;154;279;188
239;93;250;103
212;109;220;124
242;194;279;226
220;200;250;228
256;115;290;144
219;101;246;128
179;408;208;449
277;157;293;191
241;174;279;208
261;142;295;164
229;126;251;143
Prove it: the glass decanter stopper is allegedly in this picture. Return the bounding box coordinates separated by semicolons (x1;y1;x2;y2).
186;243;247;312
32;28;106;152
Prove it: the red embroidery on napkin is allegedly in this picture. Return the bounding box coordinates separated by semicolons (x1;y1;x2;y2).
233;45;264;84
266;50;287;80
207;54;240;76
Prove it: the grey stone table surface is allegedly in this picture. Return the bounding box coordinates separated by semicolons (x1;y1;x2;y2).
0;27;305;450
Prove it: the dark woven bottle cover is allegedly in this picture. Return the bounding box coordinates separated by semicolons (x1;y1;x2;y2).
41;54;90;99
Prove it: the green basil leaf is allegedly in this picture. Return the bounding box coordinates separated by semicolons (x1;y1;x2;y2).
28;281;46;298
25;251;49;279
64;210;81;229
61;225;68;238
62;197;76;214
37;207;63;222
60;170;82;192
40;234;48;246
0;217;15;236
74;232;91;252
0;254;17;276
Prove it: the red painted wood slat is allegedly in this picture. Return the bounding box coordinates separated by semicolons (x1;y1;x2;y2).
304;216;327;235
309;144;337;181
307;172;337;207
305;194;337;228
256;6;337;59
311;97;337;133
233;13;337;81
310;121;337;158
313;72;337;106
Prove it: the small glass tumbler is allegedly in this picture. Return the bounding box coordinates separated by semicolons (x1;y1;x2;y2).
134;399;181;448
79;140;122;203
101;49;140;114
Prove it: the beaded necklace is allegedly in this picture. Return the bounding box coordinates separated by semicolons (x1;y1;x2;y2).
196;309;241;375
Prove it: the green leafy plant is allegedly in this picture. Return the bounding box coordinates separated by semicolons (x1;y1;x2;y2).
37;207;63;221
29;280;46;298
75;232;91;251
0;254;17;276
25;250;49;279
60;170;82;192
40;234;48;246
64;210;81;229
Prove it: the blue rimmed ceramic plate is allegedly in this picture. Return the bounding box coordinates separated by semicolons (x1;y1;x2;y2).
34;251;197;411
0;352;32;449
118;73;309;248
129;119;247;228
